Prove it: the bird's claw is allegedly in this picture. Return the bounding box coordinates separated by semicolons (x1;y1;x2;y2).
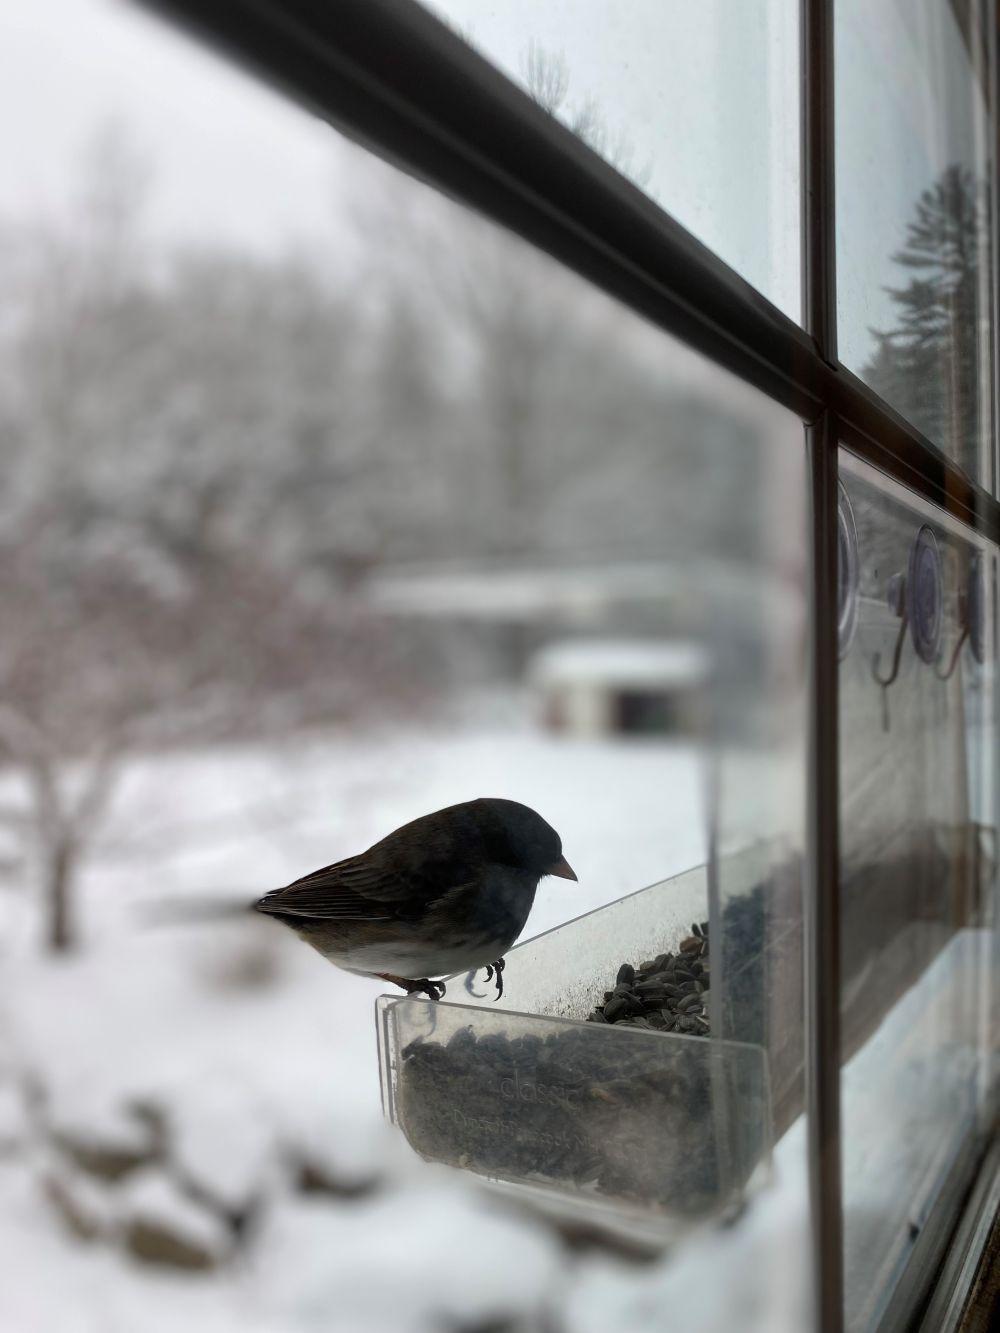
403;977;446;1001
489;957;505;1001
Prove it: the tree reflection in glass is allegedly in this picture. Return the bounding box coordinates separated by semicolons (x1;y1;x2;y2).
862;165;992;482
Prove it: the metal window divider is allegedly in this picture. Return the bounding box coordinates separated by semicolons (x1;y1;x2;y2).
802;0;844;1325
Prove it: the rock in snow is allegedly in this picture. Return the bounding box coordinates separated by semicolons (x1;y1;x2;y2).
45;1084;160;1182
120;1168;232;1270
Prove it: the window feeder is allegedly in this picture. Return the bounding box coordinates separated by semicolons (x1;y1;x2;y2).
376;861;773;1237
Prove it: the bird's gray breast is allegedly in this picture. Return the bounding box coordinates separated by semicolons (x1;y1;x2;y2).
428;865;538;952
298;866;538;978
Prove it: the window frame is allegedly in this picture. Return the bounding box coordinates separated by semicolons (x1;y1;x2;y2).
145;0;1000;539
142;1;1000;1328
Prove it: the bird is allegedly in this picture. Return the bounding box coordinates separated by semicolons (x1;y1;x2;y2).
252;798;576;1001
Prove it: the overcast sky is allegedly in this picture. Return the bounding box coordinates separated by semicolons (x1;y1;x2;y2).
0;0;345;254
0;0;989;373
1;0;802;311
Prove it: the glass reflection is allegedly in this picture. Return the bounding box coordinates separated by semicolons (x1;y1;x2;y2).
421;0;801;320
0;1;811;1319
836;0;995;486
839;453;998;1330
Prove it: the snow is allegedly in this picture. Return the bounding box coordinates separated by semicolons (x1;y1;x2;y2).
369;560;791;622
107;721;708;939
556;929;992;1333
530;638;708;689
0;1160;255;1333
369;562;694;620
165;1073;280;1216
6;715;946;1332
44;1084;156;1160
562;1149;812;1333
0;717;716;1331
36;1145;121;1237
0;1078;28;1153
254;1177;564;1333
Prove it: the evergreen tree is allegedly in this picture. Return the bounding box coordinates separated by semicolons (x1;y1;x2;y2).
865;164;990;479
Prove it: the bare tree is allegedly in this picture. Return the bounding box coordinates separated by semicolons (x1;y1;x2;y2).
522;41;652;189
0;129;407;950
0;108;759;949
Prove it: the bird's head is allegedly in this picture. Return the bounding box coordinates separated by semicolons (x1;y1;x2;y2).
476;798;577;882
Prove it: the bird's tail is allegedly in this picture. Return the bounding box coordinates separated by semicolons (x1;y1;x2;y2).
138;895;255;927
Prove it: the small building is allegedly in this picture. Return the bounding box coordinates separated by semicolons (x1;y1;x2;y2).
529;638;708;737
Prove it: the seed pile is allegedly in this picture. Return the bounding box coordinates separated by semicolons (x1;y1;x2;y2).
393;921;732;1213
397;1011;717;1214
587;921;710;1037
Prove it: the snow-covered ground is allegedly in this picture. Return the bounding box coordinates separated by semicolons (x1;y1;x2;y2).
21;714;942;1332
1;716;735;1333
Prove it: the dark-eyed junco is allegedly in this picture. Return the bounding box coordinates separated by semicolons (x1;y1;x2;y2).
254;798;576;1000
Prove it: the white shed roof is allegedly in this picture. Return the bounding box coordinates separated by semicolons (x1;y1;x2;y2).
529;638;708;689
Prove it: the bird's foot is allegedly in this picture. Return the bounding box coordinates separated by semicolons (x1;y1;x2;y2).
487;957;505;1001
378;973;446;1001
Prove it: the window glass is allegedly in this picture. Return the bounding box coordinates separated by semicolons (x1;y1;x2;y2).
838;452;999;1330
0;3;810;1327
422;0;801;321
836;0;996;487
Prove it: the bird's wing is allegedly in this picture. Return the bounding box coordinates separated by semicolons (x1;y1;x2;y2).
257;801;498;923
255;856;403;921
256;853;474;922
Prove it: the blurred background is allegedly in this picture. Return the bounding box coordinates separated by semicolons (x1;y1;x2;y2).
0;4;809;1328
7;0;991;1330
0;1;813;1327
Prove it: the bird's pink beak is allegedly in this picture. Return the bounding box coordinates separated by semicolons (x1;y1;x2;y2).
549;856;577;881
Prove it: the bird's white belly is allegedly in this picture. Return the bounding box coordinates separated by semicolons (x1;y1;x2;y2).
326;934;510;980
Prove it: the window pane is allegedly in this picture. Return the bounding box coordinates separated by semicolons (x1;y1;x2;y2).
421;0;801;321
838;454;998;1330
836;0;996;487
0;2;811;1325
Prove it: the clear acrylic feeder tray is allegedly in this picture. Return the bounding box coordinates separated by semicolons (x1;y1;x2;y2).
377;864;773;1232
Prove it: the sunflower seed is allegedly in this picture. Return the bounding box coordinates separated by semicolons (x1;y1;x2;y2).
635;979;669;995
